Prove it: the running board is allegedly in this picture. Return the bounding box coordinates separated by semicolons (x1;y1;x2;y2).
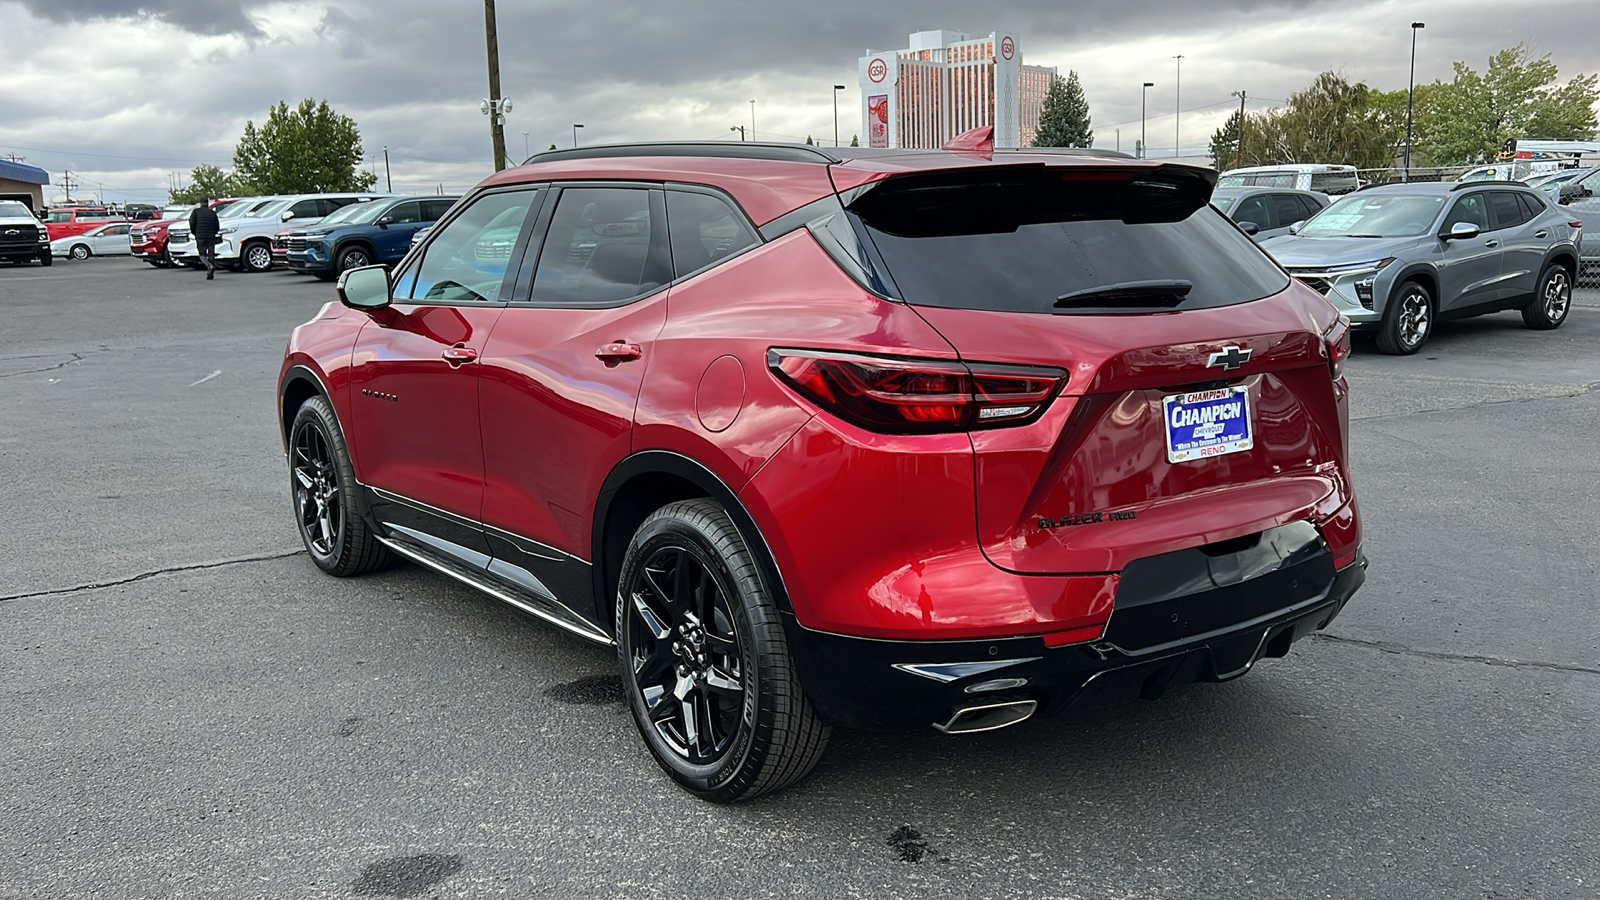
377;536;613;646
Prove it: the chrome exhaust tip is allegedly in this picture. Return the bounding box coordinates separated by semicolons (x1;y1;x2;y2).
932;699;1038;734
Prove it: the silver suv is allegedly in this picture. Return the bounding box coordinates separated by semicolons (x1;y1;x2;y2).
1262;182;1582;354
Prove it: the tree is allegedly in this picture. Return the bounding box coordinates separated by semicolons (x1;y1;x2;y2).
1214;73;1395;169
1418;44;1599;165
232;99;377;194
850;134;858;147
1033;70;1093;148
805;135;814;145
169;164;246;204
1208;110;1243;169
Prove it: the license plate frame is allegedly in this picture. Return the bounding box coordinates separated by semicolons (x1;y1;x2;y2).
1163;386;1253;463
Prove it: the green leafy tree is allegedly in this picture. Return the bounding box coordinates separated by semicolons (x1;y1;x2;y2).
232;98;377;194
1218;73;1394;169
1418;44;1599;165
805;135;814;145
1033;70;1093;148
169;164;246;204
850;134;858;147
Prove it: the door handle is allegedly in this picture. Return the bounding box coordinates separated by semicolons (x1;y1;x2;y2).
442;343;479;367
595;341;642;367
1535;230;1548;238
1484;240;1500;248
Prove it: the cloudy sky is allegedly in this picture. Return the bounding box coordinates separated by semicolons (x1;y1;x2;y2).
3;0;1598;205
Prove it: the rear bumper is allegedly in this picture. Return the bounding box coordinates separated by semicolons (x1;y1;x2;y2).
785;546;1365;731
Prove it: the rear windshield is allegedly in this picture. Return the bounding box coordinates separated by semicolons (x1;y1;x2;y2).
849;167;1288;314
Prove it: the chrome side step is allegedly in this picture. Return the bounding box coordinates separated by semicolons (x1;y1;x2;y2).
378;536;613;647
933;699;1038;734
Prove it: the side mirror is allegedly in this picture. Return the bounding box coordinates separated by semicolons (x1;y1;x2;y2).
1558;183;1586;205
280;210;295;222
376;215;393;226
1287;220;1305;235
1238;221;1260;236
1443;221;1480;241
337;264;392;310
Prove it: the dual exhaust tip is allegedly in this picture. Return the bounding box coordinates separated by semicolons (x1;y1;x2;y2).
933;699;1038;734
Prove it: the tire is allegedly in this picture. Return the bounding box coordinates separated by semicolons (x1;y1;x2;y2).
287;395;391;577
336;245;373;274
616;499;829;802
159;247;174;268
241;240;273;273
69;244;90;260
38;252;52;267
1521;263;1572;330
1375;279;1432;355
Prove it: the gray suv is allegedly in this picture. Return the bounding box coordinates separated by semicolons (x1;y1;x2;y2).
1263;182;1582;354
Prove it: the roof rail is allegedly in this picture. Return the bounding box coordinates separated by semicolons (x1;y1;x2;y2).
525;142;842;165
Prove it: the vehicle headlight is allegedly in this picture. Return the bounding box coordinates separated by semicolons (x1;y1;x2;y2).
219;225;237;234
1351;258;1397;304
38;231;48;242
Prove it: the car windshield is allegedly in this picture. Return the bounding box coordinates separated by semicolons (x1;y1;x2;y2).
1297;194;1446;238
249;199;291;218
337;201;392;226
316;201;378;226
1212;196;1238;211
0;201;33;218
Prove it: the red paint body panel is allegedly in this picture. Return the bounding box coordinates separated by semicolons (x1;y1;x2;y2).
346;304;504;521
477;296;670;558
279;302;362;441
634;231;958;491
46;211;125;241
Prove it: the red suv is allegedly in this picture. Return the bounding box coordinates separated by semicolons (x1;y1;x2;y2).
279;139;1364;801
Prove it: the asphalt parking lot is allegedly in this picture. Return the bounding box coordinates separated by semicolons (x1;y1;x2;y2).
3;258;1598;899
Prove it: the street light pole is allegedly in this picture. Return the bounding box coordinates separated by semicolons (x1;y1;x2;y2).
383;145;392;192
730;126;746;141
833;84;845;148
750;100;756;142
1229;90;1247;171
1141;82;1154;160
1174;55;1184;159
1405;22;1425;183
572;124;584;148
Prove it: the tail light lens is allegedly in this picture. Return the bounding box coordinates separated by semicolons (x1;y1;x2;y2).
768;349;1067;434
1323;318;1351;380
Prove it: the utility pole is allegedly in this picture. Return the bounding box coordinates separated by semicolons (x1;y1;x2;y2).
1173;55;1184;159
62;170;74;201
1140;82;1153;160
1230;90;1247;170
382;146;392;192
483;0;507;172
750;100;756;141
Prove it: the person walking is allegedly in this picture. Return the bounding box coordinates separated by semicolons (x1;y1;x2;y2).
188;200;221;280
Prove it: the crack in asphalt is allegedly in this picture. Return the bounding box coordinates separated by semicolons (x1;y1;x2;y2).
1311;632;1600;677
1350;380;1600;423
0;352;85;378
0;550;306;605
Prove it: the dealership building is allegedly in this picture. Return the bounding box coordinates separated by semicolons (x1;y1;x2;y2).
859;30;1056;150
0;159;50;211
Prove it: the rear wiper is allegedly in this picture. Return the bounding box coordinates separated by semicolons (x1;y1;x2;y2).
1054;279;1193;309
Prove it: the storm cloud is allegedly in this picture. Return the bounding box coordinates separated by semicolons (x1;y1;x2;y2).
11;0;265;37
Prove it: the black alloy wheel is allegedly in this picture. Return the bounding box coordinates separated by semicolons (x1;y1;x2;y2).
1376;280;1432;355
336;246;372;273
242;240;273;273
287;396;390;576
69;244;90;260
617;500;829;802
1522;263;1572;330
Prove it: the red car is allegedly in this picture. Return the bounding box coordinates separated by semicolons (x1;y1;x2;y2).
279;137;1364;801
130;209;191;267
44;206;125;241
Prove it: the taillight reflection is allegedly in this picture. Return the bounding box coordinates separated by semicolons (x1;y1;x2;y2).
1324;318;1351;380
769;349;1067;434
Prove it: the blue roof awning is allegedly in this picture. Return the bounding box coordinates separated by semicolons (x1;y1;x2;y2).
0;160;50;185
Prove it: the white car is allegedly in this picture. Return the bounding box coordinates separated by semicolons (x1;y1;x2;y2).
51;222;135;260
169;192;392;272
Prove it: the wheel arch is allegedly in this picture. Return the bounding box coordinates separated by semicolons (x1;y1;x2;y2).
1540;246;1578;278
1386;264;1438;310
334;238;378;263
592;450;792;634
279;364;331;450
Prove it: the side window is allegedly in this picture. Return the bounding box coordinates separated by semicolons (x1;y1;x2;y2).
1233;195;1270;228
404;189;540;304
528;187;671;305
1442;194;1490;232
421;199;456;221
317;198;349;216
1488;191;1529;229
1515;192;1546;221
384;201;423;224
666;190;759;278
288;199;320;219
1271;194;1304;228
1296;194;1325;220
105;224;131;236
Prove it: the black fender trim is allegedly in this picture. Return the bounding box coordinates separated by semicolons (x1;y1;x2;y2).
592;451;794;633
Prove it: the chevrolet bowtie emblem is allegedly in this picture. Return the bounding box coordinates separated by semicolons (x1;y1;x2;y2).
1207;345;1252;370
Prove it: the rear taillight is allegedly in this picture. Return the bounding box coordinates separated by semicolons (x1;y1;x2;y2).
768;349;1067;434
1323;318;1351;380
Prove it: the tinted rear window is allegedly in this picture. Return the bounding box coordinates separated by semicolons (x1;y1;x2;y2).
850;167;1288;314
